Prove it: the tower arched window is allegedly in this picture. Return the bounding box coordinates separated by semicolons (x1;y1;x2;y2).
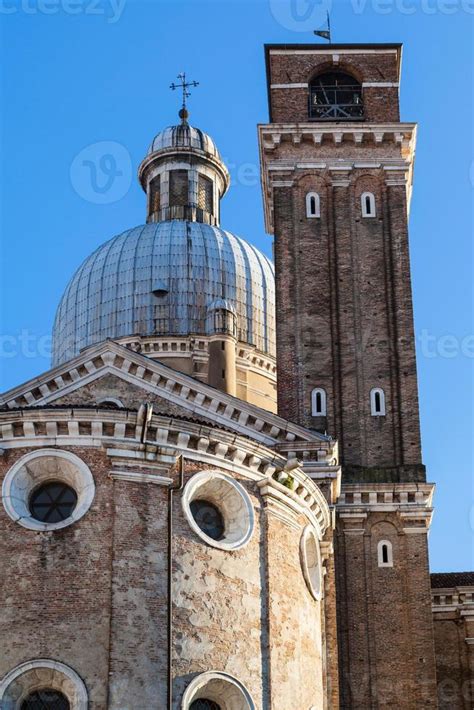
370;387;386;416
377;540;394;568
309;72;363;121
306;192;320;218
311;387;327;416
361;191;376;218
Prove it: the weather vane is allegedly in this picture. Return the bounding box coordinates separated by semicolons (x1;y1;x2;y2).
170;72;199;124
314;11;332;42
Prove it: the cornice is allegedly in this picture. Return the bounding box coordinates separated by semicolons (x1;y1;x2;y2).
0;406;333;540
337;482;435;532
258;122;417;233
0;341;333;453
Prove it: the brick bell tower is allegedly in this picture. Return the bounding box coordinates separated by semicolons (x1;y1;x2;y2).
259;44;439;707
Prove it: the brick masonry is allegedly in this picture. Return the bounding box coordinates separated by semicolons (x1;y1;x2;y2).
0;429;331;708
260;44;440;708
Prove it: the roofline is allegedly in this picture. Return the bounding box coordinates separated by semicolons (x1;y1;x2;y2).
264;43;403;122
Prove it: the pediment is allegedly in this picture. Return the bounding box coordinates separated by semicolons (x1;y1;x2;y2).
0;341;331;450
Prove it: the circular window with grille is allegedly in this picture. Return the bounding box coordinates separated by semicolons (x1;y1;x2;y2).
182;471;254;551
2;449;95;531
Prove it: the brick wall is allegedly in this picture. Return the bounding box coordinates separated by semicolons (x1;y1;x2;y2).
267;46;401;123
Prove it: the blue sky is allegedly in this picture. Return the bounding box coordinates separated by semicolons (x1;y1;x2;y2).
1;0;473;571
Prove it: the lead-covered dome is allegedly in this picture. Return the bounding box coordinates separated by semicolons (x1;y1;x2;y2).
52;221;275;366
147;124;221;160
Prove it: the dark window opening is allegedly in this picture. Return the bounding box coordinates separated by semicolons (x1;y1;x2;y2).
374;391;382;413
310;196;316;214
382;544;389;565
189;701;222;710
149;175;161;215
198;174;214;214
309;72;363;121
365;195;373;215
21;689;70;710
190;499;225;541
315;392;322;413
169;169;188;207
29;481;77;523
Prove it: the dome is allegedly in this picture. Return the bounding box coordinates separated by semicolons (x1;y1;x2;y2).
147;124;221;160
52;221;275;366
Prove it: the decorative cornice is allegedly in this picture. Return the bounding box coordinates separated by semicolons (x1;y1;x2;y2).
0;405;334;539
258;122;417;233
257;474;332;540
0;341;334;453
432;586;474;616
337;482;435;532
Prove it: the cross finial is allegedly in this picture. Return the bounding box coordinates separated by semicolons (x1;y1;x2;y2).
170;72;199;124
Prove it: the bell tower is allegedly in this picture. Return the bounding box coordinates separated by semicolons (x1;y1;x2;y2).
259;43;439;707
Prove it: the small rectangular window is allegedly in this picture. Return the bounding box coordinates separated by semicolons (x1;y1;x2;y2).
149;175;160;215
169;170;188;207
198;174;214;214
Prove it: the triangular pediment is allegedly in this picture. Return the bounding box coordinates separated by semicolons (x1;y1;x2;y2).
0;340;329;448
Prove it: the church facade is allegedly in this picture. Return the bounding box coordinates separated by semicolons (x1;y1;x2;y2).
0;43;472;710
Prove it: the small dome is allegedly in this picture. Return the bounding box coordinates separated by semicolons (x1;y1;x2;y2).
147;124;221;160
52;221;275;366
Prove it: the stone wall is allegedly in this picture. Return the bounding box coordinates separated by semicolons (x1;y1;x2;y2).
0;423;331;709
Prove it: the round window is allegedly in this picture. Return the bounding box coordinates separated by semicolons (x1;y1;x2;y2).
21;689;70;710
2;449;95;531
190;500;225;541
300;525;323;601
30;482;78;523
190;701;222;710
182;471;254;551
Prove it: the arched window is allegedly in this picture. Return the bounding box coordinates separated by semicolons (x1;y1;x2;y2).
311;387;327;416
97;397;124;409
370;388;386;416
361;191;376;218
306;192;320;218
377;540;394;568
309;72;363;121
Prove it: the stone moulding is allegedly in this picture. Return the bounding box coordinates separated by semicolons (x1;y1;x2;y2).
337;482;435;533
1;448;95;532
0;340;334;452
257;474;331;540
0;659;88;709
258;122;417;233
0;406;335;539
181;671;255;710
182;470;255;551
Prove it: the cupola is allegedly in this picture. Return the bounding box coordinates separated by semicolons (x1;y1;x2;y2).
138;108;230;227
